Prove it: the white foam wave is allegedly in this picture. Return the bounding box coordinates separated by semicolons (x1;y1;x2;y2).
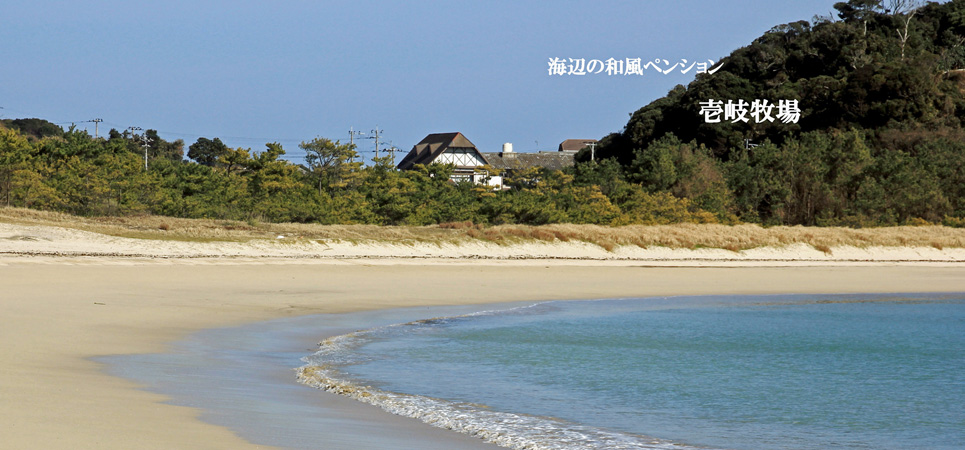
297;309;709;450
296;363;691;450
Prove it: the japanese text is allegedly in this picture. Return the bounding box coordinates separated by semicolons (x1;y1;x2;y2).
699;99;801;124
548;58;722;76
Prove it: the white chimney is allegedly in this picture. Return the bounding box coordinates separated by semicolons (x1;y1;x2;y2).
502;142;513;154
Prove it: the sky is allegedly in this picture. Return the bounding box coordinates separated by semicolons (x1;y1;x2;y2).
1;1;844;163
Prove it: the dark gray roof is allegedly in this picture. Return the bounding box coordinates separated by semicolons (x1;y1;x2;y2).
397;132;481;170
481;152;575;171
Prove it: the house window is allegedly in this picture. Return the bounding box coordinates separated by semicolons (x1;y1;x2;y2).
451;173;472;183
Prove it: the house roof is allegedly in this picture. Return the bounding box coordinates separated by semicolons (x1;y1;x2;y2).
559;139;598;152
397;132;480;170
482;152;575;171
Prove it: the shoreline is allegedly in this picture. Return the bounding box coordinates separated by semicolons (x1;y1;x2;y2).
100;303;527;449
2;222;965;448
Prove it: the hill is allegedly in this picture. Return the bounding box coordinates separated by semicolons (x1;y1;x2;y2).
586;0;965;225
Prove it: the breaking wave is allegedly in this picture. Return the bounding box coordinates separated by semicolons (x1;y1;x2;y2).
296;306;708;450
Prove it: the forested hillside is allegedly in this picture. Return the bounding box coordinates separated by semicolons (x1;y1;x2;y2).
3;0;965;227
588;0;965;226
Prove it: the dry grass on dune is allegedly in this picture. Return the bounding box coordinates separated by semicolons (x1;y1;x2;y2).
0;207;471;243
2;207;965;252
471;223;965;252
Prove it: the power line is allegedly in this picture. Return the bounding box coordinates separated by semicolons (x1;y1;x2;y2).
1;107;404;164
3;110;310;149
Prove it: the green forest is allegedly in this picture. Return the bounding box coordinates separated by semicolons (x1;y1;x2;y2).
3;0;965;227
0;121;706;225
589;0;965;226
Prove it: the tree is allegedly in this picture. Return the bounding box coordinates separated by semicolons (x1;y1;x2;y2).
629;135;680;191
0;127;36;206
187;137;229;167
299;137;361;193
144;129;185;162
0;118;63;139
218;147;250;173
835;0;883;34
243;142;322;222
893;0;924;59
886;0;921;15
571;158;625;196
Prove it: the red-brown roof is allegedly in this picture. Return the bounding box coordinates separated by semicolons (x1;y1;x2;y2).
558;139;598;152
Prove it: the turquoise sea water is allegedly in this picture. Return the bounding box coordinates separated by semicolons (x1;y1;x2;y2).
300;294;965;450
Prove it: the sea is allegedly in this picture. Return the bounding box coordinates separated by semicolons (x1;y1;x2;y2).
299;293;965;450
101;293;965;450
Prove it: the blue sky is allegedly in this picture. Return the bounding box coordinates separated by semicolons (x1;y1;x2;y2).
1;1;842;162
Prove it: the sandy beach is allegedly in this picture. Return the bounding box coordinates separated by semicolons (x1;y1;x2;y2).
2;221;965;449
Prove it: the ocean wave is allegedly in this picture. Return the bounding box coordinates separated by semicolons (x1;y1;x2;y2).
296;309;707;450
297;363;698;450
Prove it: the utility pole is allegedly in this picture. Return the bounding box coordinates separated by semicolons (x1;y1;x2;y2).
126;126;141;139
127;126;150;170
349;126;366;146
368;126;383;159
142;136;153;170
91;118;103;139
349;127;365;163
384;144;400;165
585;141;597;161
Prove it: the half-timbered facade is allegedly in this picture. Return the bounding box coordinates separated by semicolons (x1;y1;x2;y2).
396;132;499;185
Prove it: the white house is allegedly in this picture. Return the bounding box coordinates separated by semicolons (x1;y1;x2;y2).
397;132;581;187
396;132;501;186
